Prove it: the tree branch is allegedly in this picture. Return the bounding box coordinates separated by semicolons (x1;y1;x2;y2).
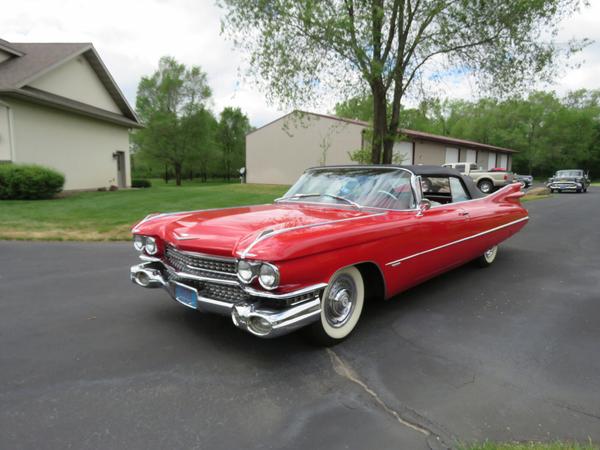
343;0;371;77
382;0;401;62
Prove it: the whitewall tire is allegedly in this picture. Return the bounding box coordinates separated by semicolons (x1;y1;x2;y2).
477;245;498;268
306;266;365;346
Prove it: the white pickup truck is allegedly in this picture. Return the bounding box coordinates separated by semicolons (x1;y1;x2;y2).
442;162;515;194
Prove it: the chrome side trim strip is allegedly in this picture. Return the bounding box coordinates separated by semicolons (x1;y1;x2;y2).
386;216;530;267
242;283;327;299
239;212;386;258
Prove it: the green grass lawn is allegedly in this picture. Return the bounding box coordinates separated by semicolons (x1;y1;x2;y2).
0;180;289;241
461;442;597;450
0;178;555;241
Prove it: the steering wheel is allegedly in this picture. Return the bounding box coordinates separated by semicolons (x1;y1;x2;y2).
376;190;399;201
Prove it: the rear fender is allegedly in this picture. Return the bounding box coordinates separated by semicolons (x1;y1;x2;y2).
488;183;524;205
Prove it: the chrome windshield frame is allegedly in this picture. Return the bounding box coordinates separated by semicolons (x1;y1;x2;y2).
279;166;420;212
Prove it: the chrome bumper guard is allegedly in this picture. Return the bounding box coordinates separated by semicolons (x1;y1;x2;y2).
130;262;324;338
548;182;580;189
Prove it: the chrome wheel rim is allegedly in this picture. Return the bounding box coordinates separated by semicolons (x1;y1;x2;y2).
480;183;491;193
324;274;357;328
484;246;498;263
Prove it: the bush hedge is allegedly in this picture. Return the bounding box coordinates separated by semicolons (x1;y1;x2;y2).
132;179;152;188
0;164;65;200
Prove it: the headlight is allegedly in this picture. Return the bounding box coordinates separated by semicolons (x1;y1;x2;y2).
258;263;280;290
133;235;145;251
145;236;158;255
237;260;255;283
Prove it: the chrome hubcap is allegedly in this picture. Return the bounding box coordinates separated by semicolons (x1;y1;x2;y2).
484;246;498;262
324;275;356;328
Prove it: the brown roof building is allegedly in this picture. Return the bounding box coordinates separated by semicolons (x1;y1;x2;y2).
246;110;517;185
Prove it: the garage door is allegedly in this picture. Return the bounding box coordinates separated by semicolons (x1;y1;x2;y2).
498;154;508;170
465;149;477;163
488;152;496;169
393;141;413;164
445;147;459;163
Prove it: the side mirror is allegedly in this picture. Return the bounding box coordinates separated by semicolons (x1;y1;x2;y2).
417;199;431;216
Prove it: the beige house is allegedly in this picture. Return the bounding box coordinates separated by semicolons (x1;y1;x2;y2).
246;111;517;185
0;38;141;190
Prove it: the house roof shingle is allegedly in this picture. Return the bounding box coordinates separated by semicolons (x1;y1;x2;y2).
0;38;25;57
0;39;141;128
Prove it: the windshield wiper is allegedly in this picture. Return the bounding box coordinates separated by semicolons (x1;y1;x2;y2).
275;193;362;210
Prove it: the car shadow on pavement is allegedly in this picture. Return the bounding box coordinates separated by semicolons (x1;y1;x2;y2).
147;246;531;359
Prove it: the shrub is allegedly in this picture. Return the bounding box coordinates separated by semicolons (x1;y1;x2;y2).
132;179;152;188
0;164;65;200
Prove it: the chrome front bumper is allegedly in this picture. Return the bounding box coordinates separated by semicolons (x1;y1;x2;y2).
548;182;581;190
130;262;324;338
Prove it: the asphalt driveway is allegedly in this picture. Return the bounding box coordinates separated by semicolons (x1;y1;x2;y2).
1;189;599;449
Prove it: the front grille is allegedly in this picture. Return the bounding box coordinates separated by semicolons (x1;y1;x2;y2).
165;245;237;281
203;282;249;303
170;277;250;304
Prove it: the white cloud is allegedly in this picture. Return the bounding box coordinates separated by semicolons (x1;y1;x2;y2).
1;0;599;126
0;0;286;127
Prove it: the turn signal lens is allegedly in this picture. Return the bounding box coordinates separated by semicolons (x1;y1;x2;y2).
258;263;280;290
133;235;145;251
145;237;158;255
237;260;254;283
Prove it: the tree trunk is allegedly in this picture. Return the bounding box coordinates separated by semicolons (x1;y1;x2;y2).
385;73;405;164
371;83;387;164
164;163;169;184
174;163;182;186
384;98;402;164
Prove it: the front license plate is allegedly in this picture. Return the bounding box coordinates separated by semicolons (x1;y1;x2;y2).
175;284;198;309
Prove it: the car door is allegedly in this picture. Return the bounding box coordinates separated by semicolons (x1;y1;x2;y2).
384;177;473;293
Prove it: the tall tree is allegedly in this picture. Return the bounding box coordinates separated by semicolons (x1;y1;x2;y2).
134;56;212;185
219;0;589;164
217;107;251;180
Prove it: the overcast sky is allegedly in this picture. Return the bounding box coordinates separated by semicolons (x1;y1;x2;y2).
2;0;599;127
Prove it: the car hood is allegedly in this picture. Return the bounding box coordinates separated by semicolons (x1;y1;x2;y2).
132;203;393;260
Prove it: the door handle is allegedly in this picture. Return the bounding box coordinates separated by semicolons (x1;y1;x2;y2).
458;211;470;216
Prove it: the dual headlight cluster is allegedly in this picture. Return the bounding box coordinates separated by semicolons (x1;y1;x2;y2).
133;235;158;255
237;260;280;290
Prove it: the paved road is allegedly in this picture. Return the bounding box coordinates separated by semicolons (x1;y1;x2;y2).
1;190;599;450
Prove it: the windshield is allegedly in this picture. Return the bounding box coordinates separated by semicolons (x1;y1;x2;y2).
556;170;582;178
280;168;415;210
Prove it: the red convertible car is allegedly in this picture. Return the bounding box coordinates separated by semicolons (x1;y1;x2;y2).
130;165;528;345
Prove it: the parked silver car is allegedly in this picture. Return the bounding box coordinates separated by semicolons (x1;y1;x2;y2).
515;174;533;188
